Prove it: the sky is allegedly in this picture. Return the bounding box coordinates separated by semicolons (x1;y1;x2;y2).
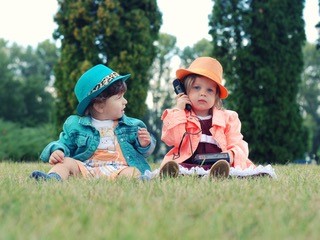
0;0;318;48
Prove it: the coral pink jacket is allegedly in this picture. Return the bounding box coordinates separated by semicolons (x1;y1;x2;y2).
160;108;255;169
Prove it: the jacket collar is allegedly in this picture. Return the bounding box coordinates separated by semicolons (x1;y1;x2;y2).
78;115;92;126
211;108;226;127
187;108;226;127
78;115;130;126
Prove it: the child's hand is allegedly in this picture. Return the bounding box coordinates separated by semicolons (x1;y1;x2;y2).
175;93;191;110
49;150;64;165
138;128;151;147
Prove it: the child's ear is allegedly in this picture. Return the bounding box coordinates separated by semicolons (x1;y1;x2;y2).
92;102;105;113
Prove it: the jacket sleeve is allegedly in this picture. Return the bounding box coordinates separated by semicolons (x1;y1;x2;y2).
224;111;252;168
39;116;77;162
131;118;156;157
161;109;189;147
135;134;156;157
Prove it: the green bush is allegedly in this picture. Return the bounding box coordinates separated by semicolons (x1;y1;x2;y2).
0;119;56;161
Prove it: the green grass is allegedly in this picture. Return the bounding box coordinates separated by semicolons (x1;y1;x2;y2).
1;162;319;240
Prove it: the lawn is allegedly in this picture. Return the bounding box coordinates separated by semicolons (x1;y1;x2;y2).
0;162;319;240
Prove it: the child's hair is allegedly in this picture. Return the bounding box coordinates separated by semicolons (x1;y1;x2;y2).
183;74;223;110
85;80;127;115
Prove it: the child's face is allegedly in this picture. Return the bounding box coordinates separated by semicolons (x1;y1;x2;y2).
100;92;127;120
188;76;218;116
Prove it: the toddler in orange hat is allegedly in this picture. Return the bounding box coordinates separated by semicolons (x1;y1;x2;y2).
158;57;276;179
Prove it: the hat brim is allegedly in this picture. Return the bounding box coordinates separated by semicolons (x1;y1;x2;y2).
176;69;228;99
76;74;130;115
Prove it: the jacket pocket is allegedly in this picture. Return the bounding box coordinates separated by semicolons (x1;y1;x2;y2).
117;128;138;144
74;134;90;149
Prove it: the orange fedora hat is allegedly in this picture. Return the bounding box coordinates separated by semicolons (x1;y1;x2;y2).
176;57;228;99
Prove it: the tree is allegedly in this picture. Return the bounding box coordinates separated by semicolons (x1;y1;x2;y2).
209;0;307;164
143;33;178;161
179;38;213;68
299;43;320;159
0;39;18;122
316;0;320;49
53;0;162;131
0;39;57;126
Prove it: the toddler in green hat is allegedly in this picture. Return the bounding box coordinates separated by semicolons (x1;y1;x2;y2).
31;64;155;181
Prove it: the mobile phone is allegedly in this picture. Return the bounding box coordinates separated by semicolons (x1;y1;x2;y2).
172;79;191;111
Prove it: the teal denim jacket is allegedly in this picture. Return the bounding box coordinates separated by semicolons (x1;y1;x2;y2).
40;115;155;174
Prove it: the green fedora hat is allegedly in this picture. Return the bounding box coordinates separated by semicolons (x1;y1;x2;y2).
74;64;130;115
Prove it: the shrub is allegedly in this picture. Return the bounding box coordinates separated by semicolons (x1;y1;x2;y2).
0;119;55;161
